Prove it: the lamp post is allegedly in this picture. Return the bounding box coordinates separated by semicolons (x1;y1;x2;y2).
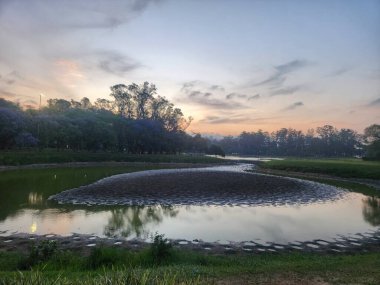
38;93;44;148
39;93;43;110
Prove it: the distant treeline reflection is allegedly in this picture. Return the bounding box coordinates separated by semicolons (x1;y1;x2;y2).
0;82;378;158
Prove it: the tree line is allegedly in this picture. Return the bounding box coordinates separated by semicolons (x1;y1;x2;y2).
214;125;379;159
0;81;378;159
0;82;201;154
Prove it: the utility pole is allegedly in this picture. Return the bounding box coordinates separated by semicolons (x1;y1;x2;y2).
38;93;43;149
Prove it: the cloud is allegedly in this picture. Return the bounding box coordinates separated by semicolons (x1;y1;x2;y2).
0;0;157;102
189;90;212;97
276;60;310;74
254;59;311;88
181;81;224;93
131;0;163;12
248;94;260;100
180;81;244;109
0;71;24;86
200;115;251;124
328;67;351;77
200;115;280;125
270;86;302;96
368;97;380;106
181;80;202;92
1;0;163;31
283;101;304;111
209;85;225;92
226;92;261;101
0;89;19;98
226;92;247;100
95;50;141;76
186;95;244;109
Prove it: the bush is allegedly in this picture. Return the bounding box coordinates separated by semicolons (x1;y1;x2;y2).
86;247;120;269
19;240;58;269
149;233;173;265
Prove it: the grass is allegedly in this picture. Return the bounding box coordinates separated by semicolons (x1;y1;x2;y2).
261;158;380;179
0;149;223;165
0;245;379;284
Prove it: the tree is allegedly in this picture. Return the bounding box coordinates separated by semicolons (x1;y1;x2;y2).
362;197;380;226
80;97;92;109
132;82;156;119
0;107;26;149
206;144;225;157
316;125;339;156
363;124;380;160
0;98;20;110
47;99;71;112
110;84;134;118
95;98;113;111
150;96;169;121
338;128;360;157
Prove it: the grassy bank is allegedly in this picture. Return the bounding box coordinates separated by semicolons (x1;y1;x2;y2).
0;243;379;284
0;150;223;165
261;158;380;179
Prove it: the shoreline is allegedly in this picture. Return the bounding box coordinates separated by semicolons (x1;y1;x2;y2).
1;231;380;255
1;161;379;257
0;161;231;172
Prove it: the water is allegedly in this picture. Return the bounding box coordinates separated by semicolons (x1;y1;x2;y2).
0;165;379;245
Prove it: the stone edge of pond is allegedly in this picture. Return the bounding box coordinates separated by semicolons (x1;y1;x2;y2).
47;166;347;207
1;230;379;255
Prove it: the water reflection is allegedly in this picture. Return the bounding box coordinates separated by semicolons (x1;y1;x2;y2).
0;167;151;221
28;192;44;206
362;196;380;226
104;206;178;238
0;193;378;243
0;166;379;243
30;221;37;233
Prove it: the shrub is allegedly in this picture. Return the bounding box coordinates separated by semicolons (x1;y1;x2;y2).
19;240;58;269
149;233;173;265
86;247;122;269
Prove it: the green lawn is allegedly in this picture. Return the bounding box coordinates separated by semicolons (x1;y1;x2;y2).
0;246;379;284
0;150;223;165
261;158;380;179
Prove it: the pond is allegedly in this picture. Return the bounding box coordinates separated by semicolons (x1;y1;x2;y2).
0;164;379;246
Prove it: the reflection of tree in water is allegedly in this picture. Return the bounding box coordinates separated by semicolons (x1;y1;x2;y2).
362;196;380;226
104;205;178;238
28;192;44;206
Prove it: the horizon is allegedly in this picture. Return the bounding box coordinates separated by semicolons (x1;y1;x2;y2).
0;0;379;135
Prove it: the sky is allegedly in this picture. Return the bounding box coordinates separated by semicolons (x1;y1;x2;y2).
0;0;379;135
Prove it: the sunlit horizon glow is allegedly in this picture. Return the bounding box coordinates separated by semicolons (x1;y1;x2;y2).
0;0;379;135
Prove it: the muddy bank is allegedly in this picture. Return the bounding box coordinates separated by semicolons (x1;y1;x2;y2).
49;166;345;206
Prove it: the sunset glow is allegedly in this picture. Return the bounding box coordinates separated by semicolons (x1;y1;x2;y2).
0;0;379;135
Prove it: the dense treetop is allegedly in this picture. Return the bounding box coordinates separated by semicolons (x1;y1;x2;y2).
0;82;378;159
